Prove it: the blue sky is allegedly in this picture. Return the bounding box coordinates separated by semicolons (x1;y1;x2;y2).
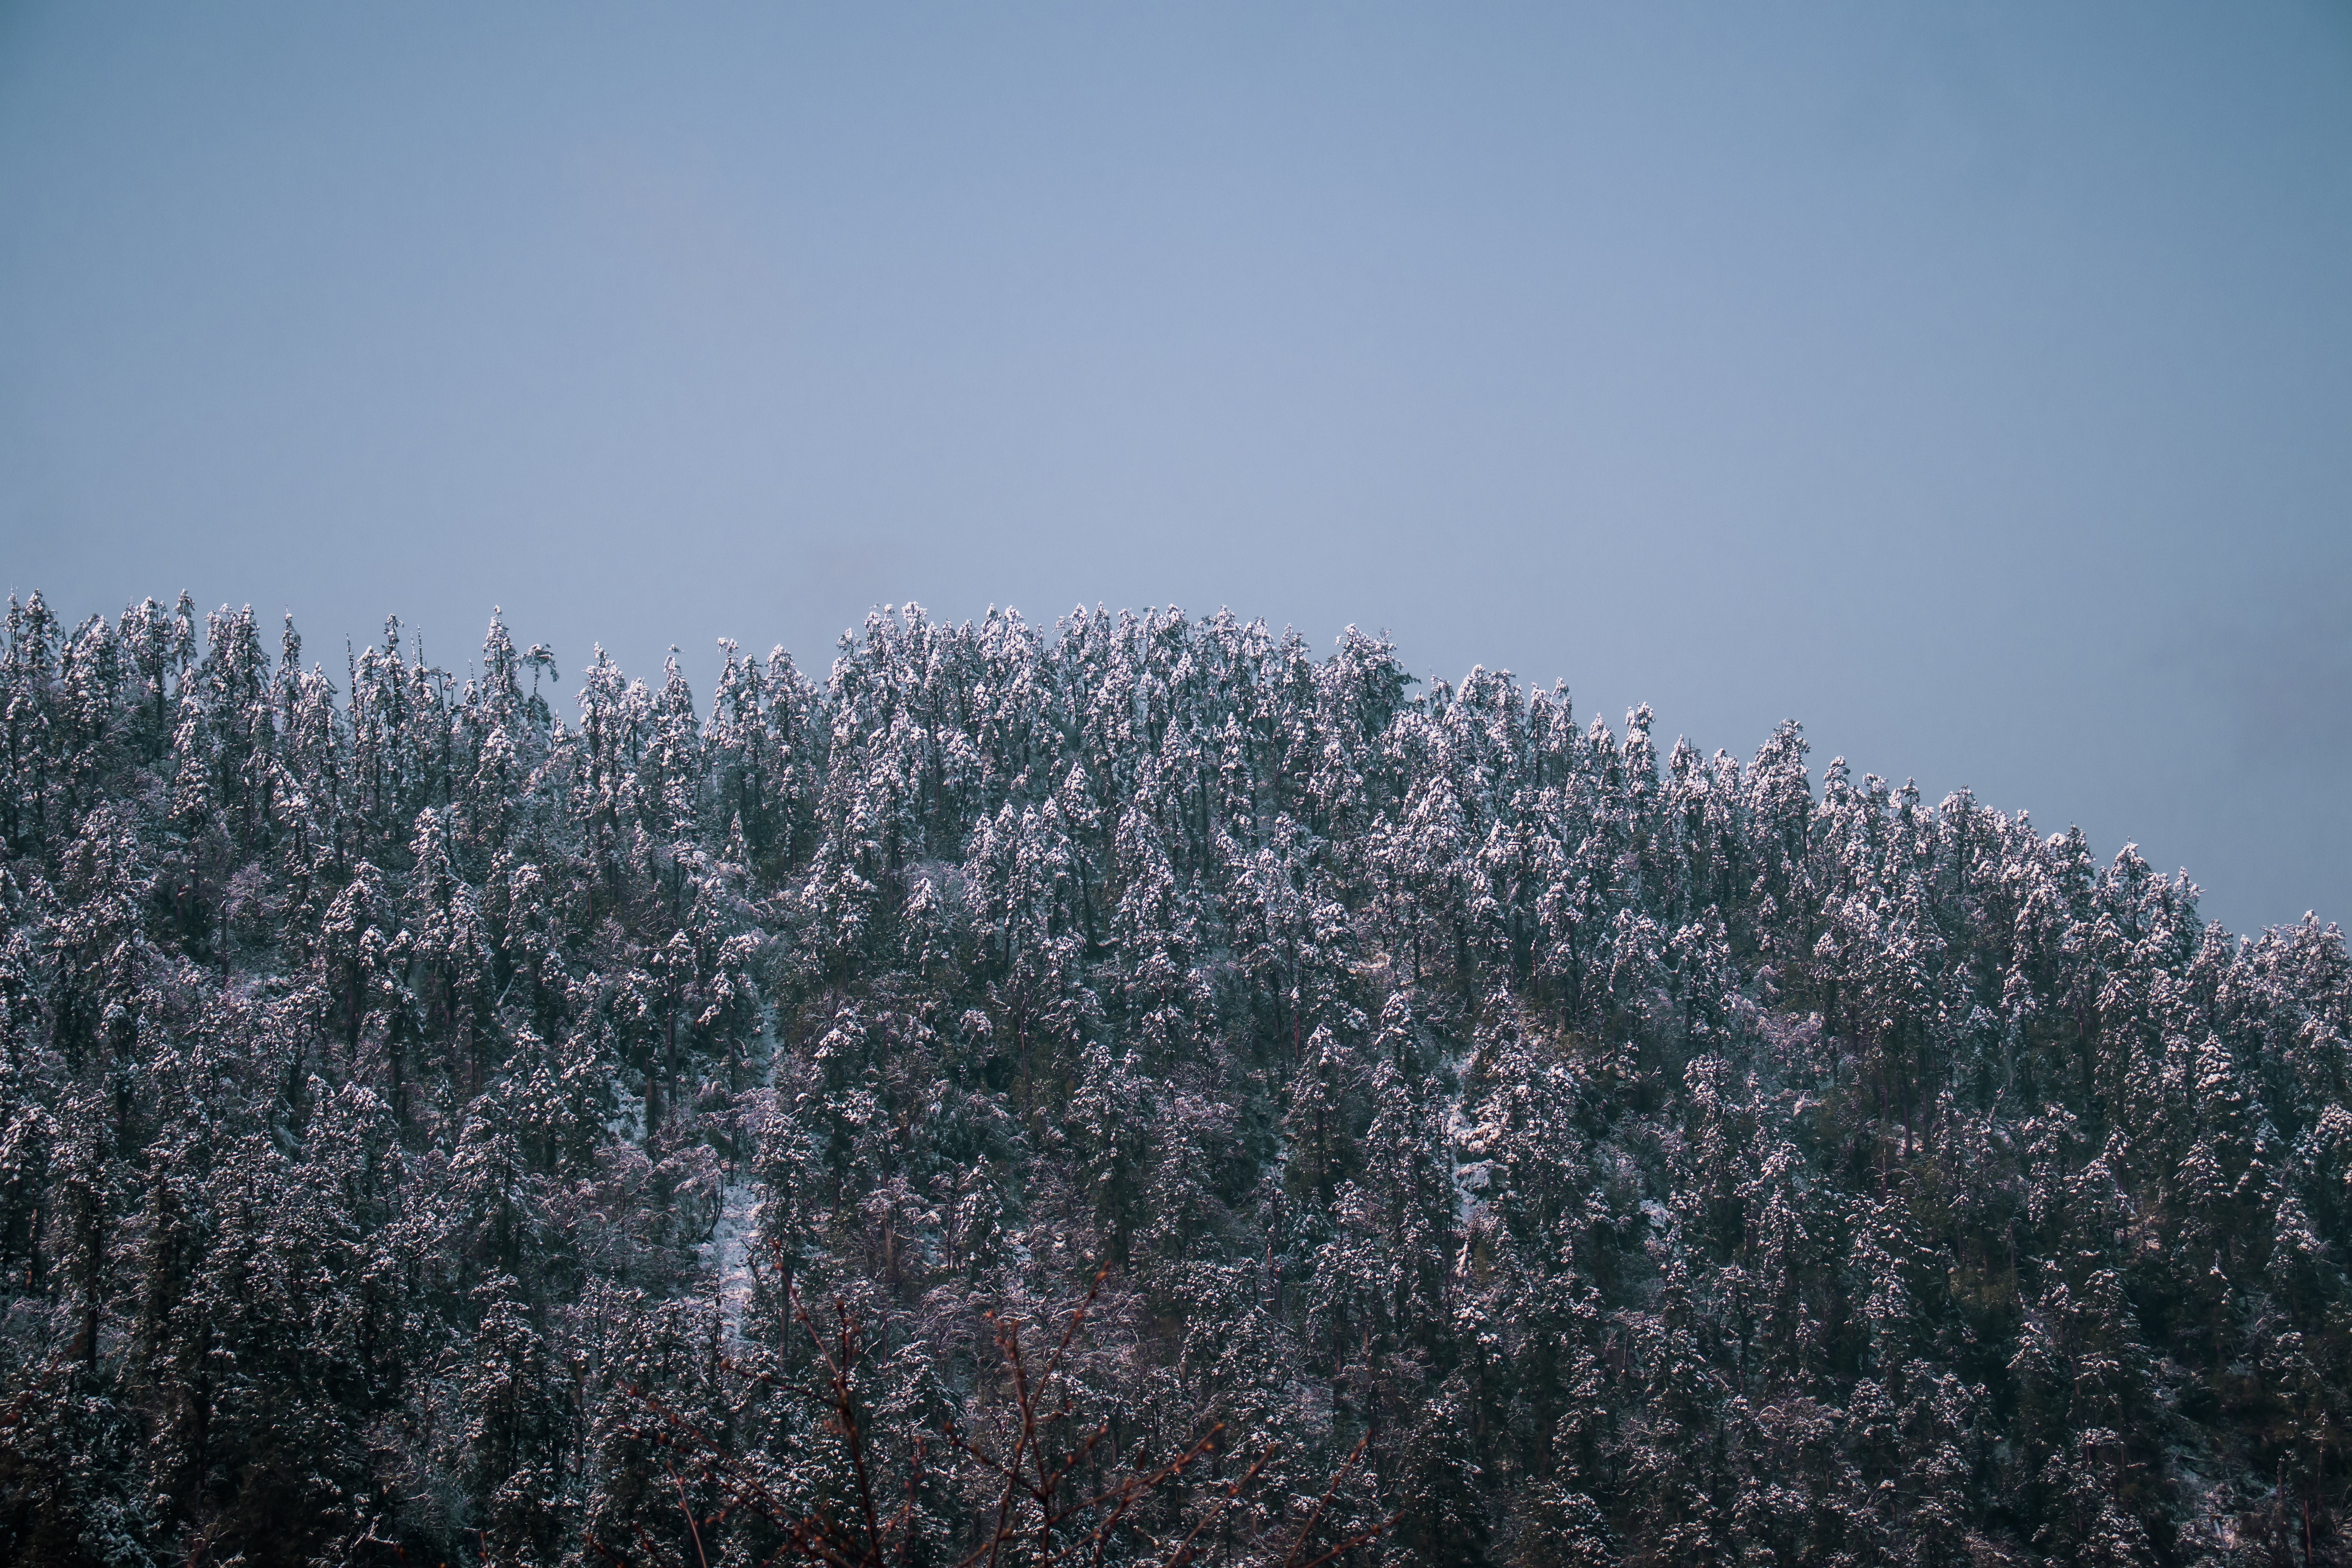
2;2;2348;934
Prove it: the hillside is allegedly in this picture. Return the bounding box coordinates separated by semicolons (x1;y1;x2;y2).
1;592;2347;1566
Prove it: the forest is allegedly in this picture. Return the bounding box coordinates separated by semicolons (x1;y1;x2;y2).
1;590;2348;1566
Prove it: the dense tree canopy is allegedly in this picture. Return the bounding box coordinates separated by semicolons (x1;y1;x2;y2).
1;591;2348;1566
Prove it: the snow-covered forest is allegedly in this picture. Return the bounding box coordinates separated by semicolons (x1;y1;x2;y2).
2;590;2349;1567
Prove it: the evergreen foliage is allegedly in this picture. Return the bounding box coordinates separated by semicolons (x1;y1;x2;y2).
0;592;2347;1566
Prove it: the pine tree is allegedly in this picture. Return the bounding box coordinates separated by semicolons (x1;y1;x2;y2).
2;589;2351;1565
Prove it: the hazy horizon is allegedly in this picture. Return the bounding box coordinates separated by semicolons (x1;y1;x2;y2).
5;2;2348;934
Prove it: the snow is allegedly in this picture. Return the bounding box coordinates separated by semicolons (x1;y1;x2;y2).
696;1000;778;1343
700;1182;763;1343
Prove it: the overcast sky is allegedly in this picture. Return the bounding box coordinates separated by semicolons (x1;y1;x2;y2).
3;3;2348;935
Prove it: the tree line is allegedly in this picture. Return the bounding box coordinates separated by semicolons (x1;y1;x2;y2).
0;590;2348;1566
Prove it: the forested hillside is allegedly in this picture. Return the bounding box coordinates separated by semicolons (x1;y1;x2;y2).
2;591;2348;1566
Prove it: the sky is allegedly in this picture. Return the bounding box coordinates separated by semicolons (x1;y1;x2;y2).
2;2;2348;936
